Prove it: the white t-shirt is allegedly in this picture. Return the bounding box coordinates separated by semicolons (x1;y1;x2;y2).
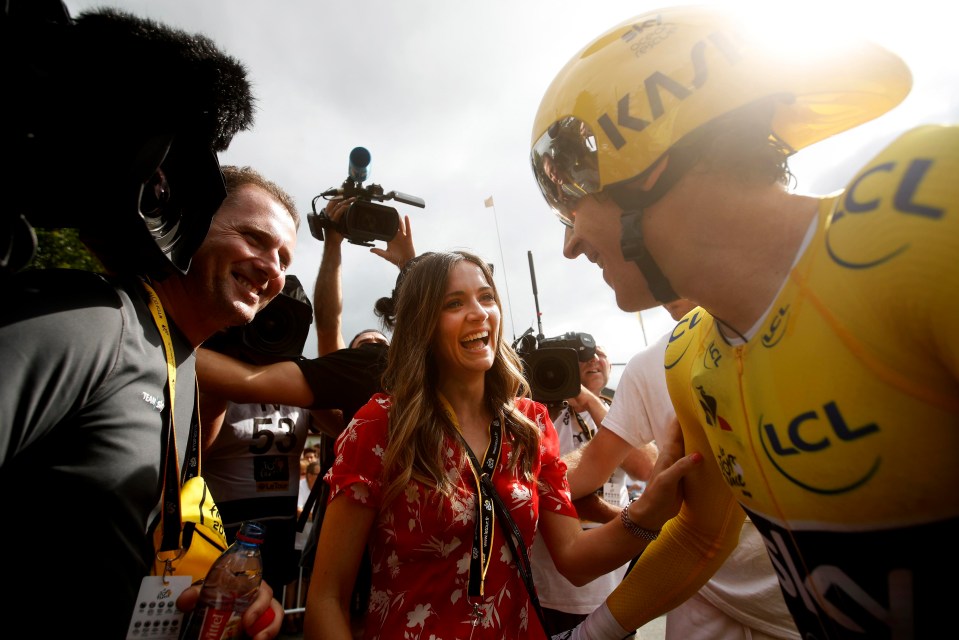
603;331;673;447
297;476;311;512
203;401;312;521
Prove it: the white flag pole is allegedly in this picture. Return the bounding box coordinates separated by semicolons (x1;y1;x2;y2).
485;196;516;340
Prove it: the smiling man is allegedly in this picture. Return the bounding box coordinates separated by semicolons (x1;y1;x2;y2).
531;5;958;639
1;163;298;640
0;7;296;637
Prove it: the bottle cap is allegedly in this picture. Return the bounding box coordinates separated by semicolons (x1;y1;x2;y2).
236;520;266;544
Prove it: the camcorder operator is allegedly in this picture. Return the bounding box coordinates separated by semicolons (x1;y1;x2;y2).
308;146;425;247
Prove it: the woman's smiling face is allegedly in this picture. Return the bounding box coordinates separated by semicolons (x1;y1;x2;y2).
432;260;500;381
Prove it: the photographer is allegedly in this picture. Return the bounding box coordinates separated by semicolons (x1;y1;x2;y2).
313;196;411;356
0;6;289;638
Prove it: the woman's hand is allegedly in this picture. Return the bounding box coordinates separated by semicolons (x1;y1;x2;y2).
626;418;700;531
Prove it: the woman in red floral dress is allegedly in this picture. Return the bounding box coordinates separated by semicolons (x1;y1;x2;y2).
304;251;702;640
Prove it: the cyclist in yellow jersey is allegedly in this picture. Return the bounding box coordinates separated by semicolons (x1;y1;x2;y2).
528;6;958;639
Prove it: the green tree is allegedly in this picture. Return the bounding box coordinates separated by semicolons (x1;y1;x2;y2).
30;228;104;272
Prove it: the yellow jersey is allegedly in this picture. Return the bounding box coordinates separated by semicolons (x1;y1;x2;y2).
611;125;959;639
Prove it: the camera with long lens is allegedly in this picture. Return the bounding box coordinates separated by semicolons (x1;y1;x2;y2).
308;147;426;247
203;275;313;365
513;330;596;405
512;251;598;405
538;331;597;361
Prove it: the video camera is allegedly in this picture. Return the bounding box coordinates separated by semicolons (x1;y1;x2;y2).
2;1;254;277
512;251;597;405
514;330;596;405
537;331;597;361
203;275;313;365
308;147;426;247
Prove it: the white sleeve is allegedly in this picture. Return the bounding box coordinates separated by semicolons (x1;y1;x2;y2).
602;332;674;447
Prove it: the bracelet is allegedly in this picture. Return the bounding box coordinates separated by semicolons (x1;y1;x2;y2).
620;504;661;541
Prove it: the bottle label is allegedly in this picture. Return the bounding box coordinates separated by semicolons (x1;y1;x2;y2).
187;607;242;640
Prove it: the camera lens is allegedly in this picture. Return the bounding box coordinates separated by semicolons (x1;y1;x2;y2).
524;348;581;403
241;282;312;360
247;307;293;348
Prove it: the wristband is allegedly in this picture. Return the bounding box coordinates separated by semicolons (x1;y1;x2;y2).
620;503;660;541
249;606;276;636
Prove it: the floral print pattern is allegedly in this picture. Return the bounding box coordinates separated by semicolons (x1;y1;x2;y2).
325;394;576;639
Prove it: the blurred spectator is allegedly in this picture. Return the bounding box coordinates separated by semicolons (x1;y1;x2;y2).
298;460;322;517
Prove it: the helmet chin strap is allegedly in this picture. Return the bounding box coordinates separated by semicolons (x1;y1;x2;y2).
611;148;698;305
619;208;678;304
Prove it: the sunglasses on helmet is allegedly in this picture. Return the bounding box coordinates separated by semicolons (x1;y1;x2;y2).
529;116;601;228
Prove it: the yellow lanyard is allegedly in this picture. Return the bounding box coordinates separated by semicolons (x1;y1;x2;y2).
142;281;177;409
142;280;189;571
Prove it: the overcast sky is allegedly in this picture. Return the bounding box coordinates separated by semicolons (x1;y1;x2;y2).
68;0;958;386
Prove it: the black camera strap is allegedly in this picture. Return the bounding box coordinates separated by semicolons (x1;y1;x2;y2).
571;407;594;442
571;393;612;443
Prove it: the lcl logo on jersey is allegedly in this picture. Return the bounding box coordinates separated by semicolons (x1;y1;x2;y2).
826;155;944;269
761;305;789;348
759;400;881;494
665;308;705;369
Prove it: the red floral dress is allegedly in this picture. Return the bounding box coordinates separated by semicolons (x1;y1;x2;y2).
325;393;576;640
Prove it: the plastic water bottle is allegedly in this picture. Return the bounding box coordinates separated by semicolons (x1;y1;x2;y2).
180;520;265;640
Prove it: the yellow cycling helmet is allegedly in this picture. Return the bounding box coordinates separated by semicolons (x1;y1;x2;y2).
530;4;913;226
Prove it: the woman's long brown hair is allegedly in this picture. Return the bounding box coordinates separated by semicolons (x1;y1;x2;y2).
378;251;541;507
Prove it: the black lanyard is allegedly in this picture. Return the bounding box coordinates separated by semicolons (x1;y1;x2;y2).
438;394;551;634
462;418;502;597
437;392;502;597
